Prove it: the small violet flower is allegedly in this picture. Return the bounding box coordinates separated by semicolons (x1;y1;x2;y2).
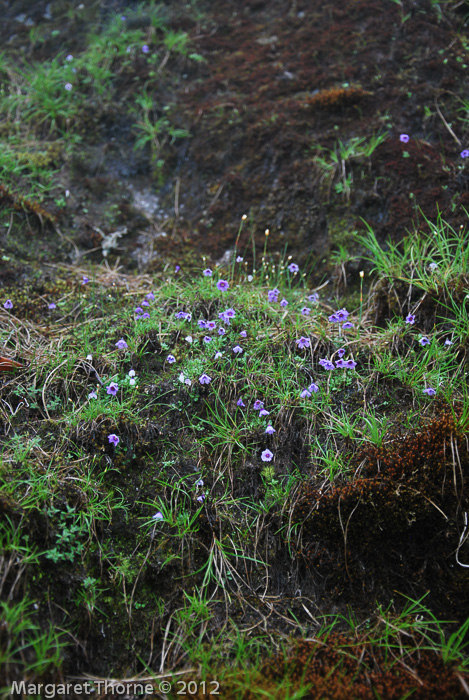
115;339;128;350
296;337;310;350
142;44;149;53
308;382;319;393
423;387;436;396
253;400;264;411
405;313;416;325
203;336;212;343
88;391;98;399
308;293;319;303
237;398;246;407
199;373;212;385
107;382;119;396
152;512;164;521
236;256;243;262
48;302;56;310
288;263;299;273
82;276;89;285
203;269;213;277
337;348;346;358
240;330;247;337
108;434;119;446
198;319;207;329
65;83;72;91
3;299;13;309
319;358;335;371
419;337;430;346
280;299;288;307
265;424;276;434
301;307;311;316
217;280;229;292
214;351;223;359
206;321;217;331
166;355;176;363
342;322;354;330
300;389;312;399
261;449;274;462
259;409;270;417
460;150;469;158
233;345;243;354
400;134;410;143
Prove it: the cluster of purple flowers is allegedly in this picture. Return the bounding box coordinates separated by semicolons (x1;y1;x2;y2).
268;288;280;303
300;382;319;399
328;308;353;329
319;356;357;370
175;311;192;321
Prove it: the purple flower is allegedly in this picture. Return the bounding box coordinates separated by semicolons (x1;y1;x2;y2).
141;300;149;307
142;44;149;53
217;280;229;292
300;389;312;399
82;276;89;285
66;54;73;61
337;348;346;358
319;358;335;371
3;299;13;310
107;382;119;396
405;313;416;325
218;327;225;335
141;312;150;319
203;268;213;277
236;256;243;262
88;391;98;399
108;434;119;446
115;339;128;350
308;382;319;393
152;512;164;521
253;400;264;411
301;307;311;316
423;387;436;396
296;336;310;350
288;263;299;273
259;409;270;417
335;309;349;322
196;494;206;503
261;449;273;462
265;424;276;434
444;339;453;346
342;322;354;330
344;359;357;369
223;308;236;319
146;292;155;301
308;293;319;303
207;321;217;331
240;330;247;338
198;319;207;329
419;336;430;346
335;359;347;368
280;299;288;307
233;345;243;354
268;290;279;303
237;398;246;407
400;134;410;143
175;265;180;273
65;83;72;91
175;311;188;319
203;336;212;343
135;307;143;315
214;351;223;359
199;373;212;385
166;355;176;363
48;302;56;310
461;150;469;158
